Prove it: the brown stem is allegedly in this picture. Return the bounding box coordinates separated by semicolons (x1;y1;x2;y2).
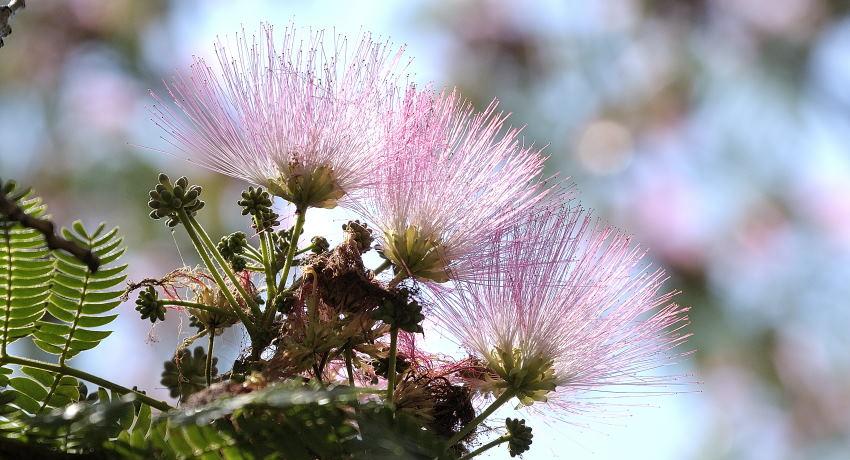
0;188;100;272
0;0;26;49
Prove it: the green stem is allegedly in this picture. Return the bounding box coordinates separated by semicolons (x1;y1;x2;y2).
275;210;306;294
458;435;510;460
176;209;256;337
373;259;392;275
446;390;515;448
255;221;276;303
263;229;277;273
270;210;306;323
160;299;232;319
205;331;215;387
295;245;314;256
0;355;172;412
344;347;355;386
185;213;262;319
242;243;263;262
386;327;399;403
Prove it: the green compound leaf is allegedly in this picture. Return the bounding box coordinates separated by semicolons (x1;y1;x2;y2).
0;186;78;419
33;220;126;362
0;190;127;423
0;190;52;350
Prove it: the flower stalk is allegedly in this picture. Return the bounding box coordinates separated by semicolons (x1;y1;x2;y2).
175;209;257;337
446;390;515;448
270;209;306;323
184;213;262;318
205;331;215;387
385;327;399;403
458;435;509;460
159;299;231;319
255;217;276;302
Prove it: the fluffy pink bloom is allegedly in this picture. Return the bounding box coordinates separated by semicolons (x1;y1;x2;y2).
150;24;407;210
430;205;691;419
354;86;554;283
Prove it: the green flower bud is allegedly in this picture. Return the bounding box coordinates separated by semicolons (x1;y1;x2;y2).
482;348;559;405
505;418;533;457
161;346;217;402
217;231;247;259
217;231;249;272
147;173;205;228
381;225;450;283
231;256;247;272
135;286;165;323
238;186;279;231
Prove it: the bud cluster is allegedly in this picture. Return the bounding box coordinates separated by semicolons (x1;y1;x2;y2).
135;286;166;323
238;186;279;232
161;346;218;402
217;231;248;271
148;174;204;228
272;225;304;259
505;418;533;457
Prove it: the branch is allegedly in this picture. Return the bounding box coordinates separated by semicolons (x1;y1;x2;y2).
0;354;173;412
0;0;26;49
0;191;101;273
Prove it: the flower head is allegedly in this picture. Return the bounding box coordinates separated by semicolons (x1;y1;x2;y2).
150;23;407;211
355;87;553;283
431;206;690;418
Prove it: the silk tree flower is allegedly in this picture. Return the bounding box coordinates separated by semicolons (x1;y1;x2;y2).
149;24;407;211
430;205;691;419
354;86;553;283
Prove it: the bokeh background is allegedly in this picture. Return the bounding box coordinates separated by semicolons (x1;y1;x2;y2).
3;1;850;458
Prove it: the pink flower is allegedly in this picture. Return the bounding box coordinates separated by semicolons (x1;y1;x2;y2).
354;86;554;283
430;205;691;418
150;23;407;211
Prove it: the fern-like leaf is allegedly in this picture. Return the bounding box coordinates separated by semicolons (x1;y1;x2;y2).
0;190;52;350
0;190;128;420
0;187;65;418
34;221;126;361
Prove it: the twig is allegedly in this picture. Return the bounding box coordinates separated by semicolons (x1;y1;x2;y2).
0;0;26;49
0;191;101;273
